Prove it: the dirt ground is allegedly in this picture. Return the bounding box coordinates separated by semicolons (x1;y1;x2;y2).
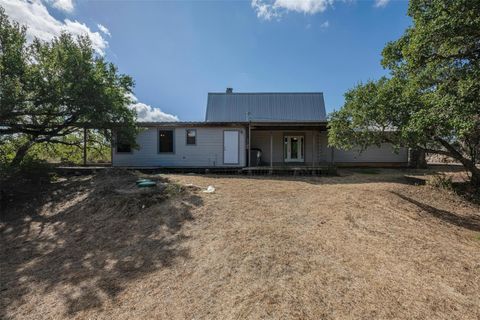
1;168;480;319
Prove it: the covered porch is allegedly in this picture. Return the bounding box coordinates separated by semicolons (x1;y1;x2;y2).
246;122;332;168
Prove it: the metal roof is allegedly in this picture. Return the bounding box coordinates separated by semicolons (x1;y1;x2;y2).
205;92;327;122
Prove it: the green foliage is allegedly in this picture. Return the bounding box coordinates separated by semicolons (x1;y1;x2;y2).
0;7;28;118
0;135;25;166
0;131;110;166
164;183;185;197
31;131;111;164
328;77;420;150
328;0;480;185
427;173;453;190
0;7;138;167
0;144;52;183
0;136;36;177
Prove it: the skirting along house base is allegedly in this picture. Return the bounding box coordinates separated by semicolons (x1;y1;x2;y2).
112;89;409;169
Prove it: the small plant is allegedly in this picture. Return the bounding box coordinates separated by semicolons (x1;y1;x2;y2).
164;183;184;197
427;173;453;190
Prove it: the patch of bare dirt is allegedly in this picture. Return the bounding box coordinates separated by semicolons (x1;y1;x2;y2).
1;168;479;319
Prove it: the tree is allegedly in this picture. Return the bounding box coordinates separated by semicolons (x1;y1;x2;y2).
328;0;480;186
0;7;138;167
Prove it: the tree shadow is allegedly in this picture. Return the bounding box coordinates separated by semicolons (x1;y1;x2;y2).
391;191;480;232
0;169;203;318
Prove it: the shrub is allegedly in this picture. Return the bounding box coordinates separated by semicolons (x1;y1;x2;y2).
427;173;454;190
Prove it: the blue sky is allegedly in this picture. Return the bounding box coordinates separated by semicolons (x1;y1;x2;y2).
2;0;411;121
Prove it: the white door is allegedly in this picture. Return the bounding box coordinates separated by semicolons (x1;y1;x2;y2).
284;136;304;162
224;131;239;164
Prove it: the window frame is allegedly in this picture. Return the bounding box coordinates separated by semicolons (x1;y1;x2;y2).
158;129;175;154
115;132;132;153
185;129;197;146
283;133;305;163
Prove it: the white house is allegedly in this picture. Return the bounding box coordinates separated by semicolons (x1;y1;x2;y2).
112;89;408;168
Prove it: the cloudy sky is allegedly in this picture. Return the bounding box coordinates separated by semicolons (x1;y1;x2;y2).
0;0;411;121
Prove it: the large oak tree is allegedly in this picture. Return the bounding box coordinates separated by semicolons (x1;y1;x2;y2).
328;0;480;186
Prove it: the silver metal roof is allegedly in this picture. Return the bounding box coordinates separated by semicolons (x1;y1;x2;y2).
205;92;326;122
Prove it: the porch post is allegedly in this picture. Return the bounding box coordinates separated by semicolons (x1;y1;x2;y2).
312;132;316;167
83;127;87;166
110;129;114;166
248;121;251;167
270;131;273;168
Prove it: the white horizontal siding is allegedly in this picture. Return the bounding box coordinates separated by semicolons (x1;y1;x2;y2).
113;127;407;167
113;127;246;167
250;131;407;164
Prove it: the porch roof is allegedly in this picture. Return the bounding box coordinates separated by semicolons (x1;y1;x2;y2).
249;121;328;131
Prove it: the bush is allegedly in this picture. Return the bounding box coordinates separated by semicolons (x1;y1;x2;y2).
427;173;454;190
0;132;111;169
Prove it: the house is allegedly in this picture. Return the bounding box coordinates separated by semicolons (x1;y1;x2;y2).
112;88;408;168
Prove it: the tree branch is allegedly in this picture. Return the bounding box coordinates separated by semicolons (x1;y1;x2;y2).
35;137;82;147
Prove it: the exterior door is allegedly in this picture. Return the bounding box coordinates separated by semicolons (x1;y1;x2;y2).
224;131;239;164
284;136;304;162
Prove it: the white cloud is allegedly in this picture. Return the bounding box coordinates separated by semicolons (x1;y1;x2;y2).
275;0;333;14
251;0;333;20
320;20;329;28
374;0;390;8
251;0;281;20
0;0;107;54
97;24;111;37
128;94;179;122
47;0;74;13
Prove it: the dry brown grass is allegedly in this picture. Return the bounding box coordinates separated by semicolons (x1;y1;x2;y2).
1;168;480;319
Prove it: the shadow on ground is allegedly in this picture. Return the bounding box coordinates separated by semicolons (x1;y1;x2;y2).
176;168;458;186
392;191;480;232
0;169;203;318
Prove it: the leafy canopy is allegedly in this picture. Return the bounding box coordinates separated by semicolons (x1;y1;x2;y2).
328;0;480;184
0;7;138;166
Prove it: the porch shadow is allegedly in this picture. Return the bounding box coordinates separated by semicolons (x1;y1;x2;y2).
180;168;439;186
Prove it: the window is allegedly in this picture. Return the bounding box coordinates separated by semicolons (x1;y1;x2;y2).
284;135;304;162
186;129;196;145
116;132;132;153
159;130;174;153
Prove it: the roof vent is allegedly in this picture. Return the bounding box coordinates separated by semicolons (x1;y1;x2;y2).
226;87;233;94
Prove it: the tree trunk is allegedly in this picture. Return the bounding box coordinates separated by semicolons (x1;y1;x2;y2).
409;148;428;169
465;161;480;187
10;140;34;167
471;171;480;187
436;138;480;187
83;127;88;166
